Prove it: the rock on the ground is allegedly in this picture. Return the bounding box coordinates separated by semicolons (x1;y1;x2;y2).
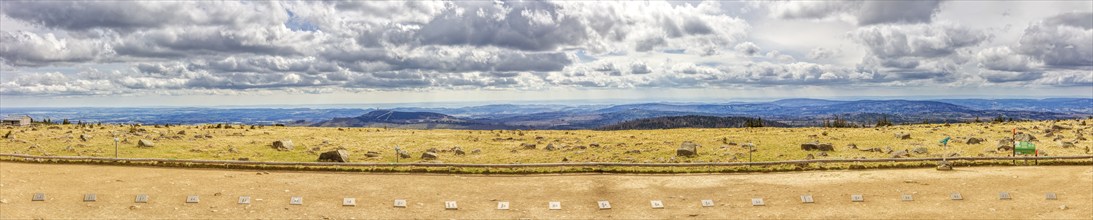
890;149;910;158
801;142;834;151
936;162;953;171
397;150;411;159
895;132;911;140
79;134;92;142
453;147;466;155
677;141;698;157
912;147;928;154
1015;133;1036;142
965;137;983;145
1059;141;1075;148
544;143;556;151
318;149;350;162
137;139;155;148
365;151;381;158
421;152;439;160
471;149;482;154
521;143;536;150
272;140;293;151
804;154;815;160
996;138;1014;151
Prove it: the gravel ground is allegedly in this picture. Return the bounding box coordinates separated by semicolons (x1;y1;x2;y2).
1;162;1090;219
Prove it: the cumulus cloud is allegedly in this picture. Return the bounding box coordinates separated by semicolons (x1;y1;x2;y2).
767;0;941;25
850;23;988;80
0;0;1087;98
1015;12;1093;68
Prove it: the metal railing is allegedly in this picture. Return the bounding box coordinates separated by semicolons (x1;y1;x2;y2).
2;153;1090;168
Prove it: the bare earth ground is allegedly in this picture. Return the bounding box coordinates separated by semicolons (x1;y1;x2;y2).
0;162;1090;219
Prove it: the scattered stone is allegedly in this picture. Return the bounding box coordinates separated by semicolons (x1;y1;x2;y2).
544;144;556;151
365;151;381;158
1058;205;1067;210
742;143;757;152
859;147;883;153
272;140;293;151
425;148;438;153
421;152;438;160
895;132;911;140
137;139;155;148
800;142;834;151
520;143;536;150
177;130;186;135
804;154;815;160
625;150;641;154
396;149;411;159
453;147;466;155
589;143;601;148
912;147;928;154
996;138;1014;151
937;161;953;171
317;149;350;162
818;152;828;157
677;141;698;157
79;134;92;142
847;143;858;149
965;137;983;145
2;130;11;139
1015;133;1036;142
471;149;482;154
561;157;569;162
890;149;910;158
1059;141;1075;148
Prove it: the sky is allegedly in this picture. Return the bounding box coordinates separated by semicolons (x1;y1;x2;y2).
0;0;1091;107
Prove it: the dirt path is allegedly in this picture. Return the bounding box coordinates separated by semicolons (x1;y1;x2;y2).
1;162;1090;219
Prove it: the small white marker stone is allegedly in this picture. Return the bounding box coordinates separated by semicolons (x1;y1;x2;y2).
650;200;664;209
238;196;251;204
289;196;303;205
999;192;1011;200
901;194;913;201
800;195;814;203
597;200;612;210
343;198;356;206
445;201;458;210
32;193;45;201
84;194;97;202
700;199;714;207
851;194;864;202
1045;192;1057;200
497;201;510;210
751;198;765;206
549;201;561;210
135;194;149;203
950;193;963;201
394;199;407;208
186;195;200;203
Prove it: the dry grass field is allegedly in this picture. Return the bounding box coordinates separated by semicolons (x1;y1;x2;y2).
2;119;1089;168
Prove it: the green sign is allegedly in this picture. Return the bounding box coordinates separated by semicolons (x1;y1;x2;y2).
1015;141;1036;155
939;137;951;145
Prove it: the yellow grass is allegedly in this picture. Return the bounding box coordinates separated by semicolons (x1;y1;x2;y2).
3;119;1089;166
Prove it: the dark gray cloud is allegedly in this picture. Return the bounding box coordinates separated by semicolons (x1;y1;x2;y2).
0;1;282;31
769;1;941;25
856;1;941;25
851;24;988;80
1016;12;1093;68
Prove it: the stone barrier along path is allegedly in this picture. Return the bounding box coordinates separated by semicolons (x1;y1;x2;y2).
0;162;1090;219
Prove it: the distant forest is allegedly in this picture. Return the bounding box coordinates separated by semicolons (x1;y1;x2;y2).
600;116;788;130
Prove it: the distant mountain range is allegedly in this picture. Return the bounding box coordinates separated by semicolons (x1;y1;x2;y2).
600;115;787;130
2;98;1089;129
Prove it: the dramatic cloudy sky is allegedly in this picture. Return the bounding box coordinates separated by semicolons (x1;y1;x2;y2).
1;0;1091;107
